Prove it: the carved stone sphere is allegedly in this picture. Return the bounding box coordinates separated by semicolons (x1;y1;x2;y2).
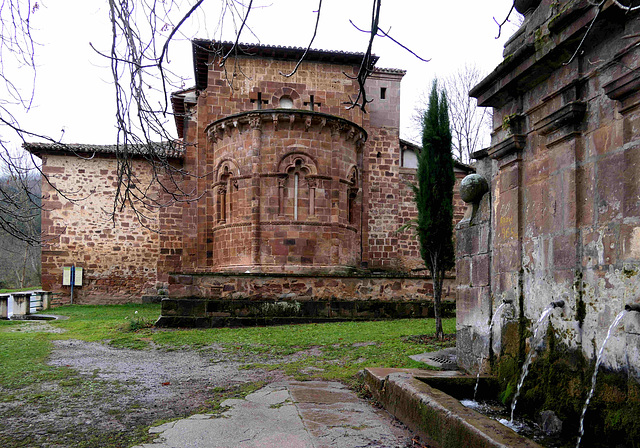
460;174;489;204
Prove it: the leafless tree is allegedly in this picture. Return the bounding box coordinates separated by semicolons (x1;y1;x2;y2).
6;0;637;243
1;0;430;240
412;64;491;164
0;154;41;287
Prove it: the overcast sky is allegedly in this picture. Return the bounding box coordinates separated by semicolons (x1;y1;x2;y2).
11;0;520;152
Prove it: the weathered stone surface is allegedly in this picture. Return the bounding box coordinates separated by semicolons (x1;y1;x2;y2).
459;1;640;444
157;291;456;328
537;410;563;436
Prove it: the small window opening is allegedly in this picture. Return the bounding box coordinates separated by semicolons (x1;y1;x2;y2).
380;87;387;100
401;148;419;169
279;96;294;109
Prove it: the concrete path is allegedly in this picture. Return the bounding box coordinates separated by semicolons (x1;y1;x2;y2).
133;381;414;448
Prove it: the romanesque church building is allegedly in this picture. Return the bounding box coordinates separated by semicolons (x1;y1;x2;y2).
26;41;470;317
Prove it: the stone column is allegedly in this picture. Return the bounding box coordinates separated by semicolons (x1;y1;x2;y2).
277;176;286;216
330;122;342;265
249;114;262;267
308;177;316;217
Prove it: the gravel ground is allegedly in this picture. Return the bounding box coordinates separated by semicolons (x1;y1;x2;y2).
0;330;292;447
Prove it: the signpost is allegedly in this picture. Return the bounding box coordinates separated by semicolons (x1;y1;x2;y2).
62;266;83;304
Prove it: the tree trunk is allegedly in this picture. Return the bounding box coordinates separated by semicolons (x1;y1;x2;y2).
431;256;444;340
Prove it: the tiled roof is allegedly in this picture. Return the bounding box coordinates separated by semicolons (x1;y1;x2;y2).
374;67;407;75
170;87;196;140
23;142;184;159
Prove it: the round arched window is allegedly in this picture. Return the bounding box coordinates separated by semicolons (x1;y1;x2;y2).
279;96;294;109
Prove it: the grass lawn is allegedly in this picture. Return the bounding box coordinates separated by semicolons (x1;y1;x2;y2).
0;286;42;293
1;302;455;387
0;303;455;447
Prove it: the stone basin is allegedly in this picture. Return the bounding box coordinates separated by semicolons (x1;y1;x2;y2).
364;368;544;448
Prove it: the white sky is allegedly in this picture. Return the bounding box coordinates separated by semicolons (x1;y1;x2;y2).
11;0;520;152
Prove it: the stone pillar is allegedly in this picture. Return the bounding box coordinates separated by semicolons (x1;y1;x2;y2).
308;177;316;217
42;292;51;311
277;176;286;216
489;134;525;365
0;294;8;319
330;122;342;265
12;293;31;318
456;162;494;373
249;114;262;267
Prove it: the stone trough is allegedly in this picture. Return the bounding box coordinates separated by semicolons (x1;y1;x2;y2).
364;368;544;448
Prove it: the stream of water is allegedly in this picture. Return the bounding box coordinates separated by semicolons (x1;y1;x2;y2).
575;310;628;448
510;304;556;422
473;301;509;400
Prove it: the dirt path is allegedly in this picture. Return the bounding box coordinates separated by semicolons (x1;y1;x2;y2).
0;339;289;447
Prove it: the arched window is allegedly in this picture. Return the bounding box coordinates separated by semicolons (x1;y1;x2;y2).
278;152;318;220
217;165;234;224
287;159;310;220
279;96;294;109
347;167;359;224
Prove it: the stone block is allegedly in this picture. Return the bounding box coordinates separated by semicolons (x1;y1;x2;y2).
456;227;474;256
553;233;577;269
457;257;471;286
472;254;490;287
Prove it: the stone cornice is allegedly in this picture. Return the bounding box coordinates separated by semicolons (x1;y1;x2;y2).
470;0;636;109
488;135;526;161
604;70;640;102
212;220;358;233
205;109;367;147
534;101;586;136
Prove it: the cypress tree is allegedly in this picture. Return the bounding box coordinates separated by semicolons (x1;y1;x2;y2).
414;80;455;340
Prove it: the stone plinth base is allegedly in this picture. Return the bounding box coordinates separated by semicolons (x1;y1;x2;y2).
158;272;455;328
156;297;455;328
0;295;8;319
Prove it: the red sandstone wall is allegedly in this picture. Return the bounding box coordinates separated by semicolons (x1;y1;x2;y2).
162;53;374;276
203;55;366;126
206;112;362;271
363;127;402;270
40;154;160;304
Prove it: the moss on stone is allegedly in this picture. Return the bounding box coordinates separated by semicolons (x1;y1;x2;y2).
494;337;640;445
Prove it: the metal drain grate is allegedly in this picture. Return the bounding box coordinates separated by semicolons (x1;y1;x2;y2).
410;348;458;370
427;356;455;364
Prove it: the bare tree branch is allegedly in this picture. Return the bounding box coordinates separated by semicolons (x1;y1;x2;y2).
280;0;323;78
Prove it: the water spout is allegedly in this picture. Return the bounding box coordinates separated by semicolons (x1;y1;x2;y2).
625;303;640;312
551;300;565;308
